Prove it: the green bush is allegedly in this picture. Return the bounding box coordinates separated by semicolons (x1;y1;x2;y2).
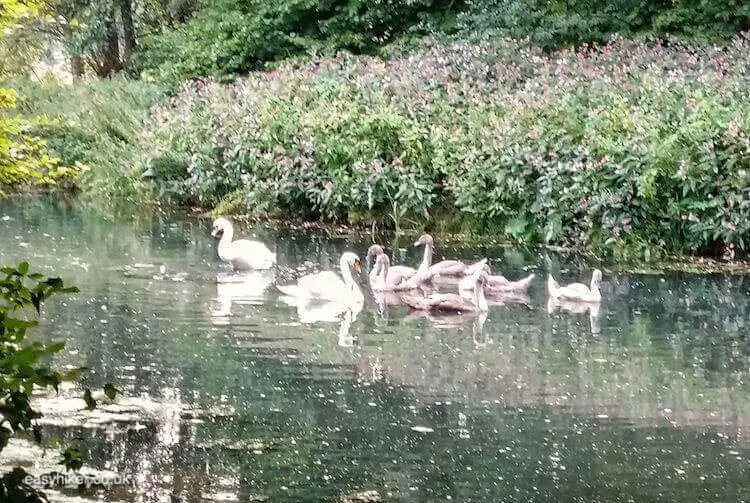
454;0;750;49
11;77;165;208
136;0;459;85
0;87;79;194
141;36;750;260
133;0;749;85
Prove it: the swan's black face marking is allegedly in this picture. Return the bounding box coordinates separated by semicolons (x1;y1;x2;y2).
211;226;223;238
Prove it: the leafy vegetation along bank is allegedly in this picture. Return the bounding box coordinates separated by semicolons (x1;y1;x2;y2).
2;0;750;261
134;36;750;261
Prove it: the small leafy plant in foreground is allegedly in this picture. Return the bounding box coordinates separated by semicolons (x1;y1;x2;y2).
0;262;118;502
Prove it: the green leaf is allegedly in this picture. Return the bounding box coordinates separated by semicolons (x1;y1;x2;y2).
30;292;41;314
17;261;29;275
44;277;64;289
45;341;66;354
59;447;84;472
103;384;120;401
83;389;97;410
61;367;86;381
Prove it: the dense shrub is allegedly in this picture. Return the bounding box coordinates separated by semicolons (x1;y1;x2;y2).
455;0;750;49
134;0;749;84
0;87;79;193
11;77;164;207
141;35;750;259
0;0;80;194
136;0;458;85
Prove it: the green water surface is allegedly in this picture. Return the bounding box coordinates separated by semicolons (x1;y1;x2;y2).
1;196;749;502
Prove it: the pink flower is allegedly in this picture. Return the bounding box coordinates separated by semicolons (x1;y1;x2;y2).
325;181;333;190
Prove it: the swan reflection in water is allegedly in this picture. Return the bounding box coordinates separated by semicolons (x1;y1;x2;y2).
337;307;362;347
277;295;363;347
211;270;275;321
460;288;532;308
547;297;601;334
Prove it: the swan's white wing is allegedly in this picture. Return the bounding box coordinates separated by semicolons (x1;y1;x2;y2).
296;271;348;300
229;239;276;269
429;260;467;277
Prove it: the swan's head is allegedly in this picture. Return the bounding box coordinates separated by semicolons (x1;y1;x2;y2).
211;217;232;238
342;252;361;273
414;234;434;247
366;244;384;261
591;269;603;286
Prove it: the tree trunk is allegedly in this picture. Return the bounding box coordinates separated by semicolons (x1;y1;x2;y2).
70;55;85;78
98;3;122;77
119;0;136;66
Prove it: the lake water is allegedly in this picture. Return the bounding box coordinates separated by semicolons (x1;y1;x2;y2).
1;196;749;502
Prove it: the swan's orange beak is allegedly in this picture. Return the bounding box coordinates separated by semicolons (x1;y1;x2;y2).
353;259;361;273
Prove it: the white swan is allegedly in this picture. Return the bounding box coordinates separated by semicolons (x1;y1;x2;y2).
211;217;276;270
547;269;602;302
277;252;363;303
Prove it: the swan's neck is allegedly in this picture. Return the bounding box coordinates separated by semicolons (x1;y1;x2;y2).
548;274;560;297
476;277;488;312
217;225;234;259
378;257;389;282
590;279;601;301
340;257;363;301
419;243;433;273
369;257;388;288
368;261;379;283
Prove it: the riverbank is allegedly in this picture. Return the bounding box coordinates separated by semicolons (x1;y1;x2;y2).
133;35;750;262
8;35;750;263
156;204;750;276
